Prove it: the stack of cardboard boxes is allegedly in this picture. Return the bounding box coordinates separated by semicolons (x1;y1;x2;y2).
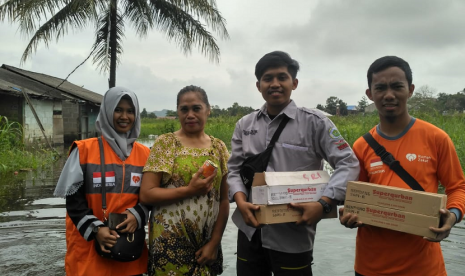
343;181;447;238
250;171;337;224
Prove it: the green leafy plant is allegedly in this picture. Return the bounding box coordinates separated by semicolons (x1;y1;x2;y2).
0;115;55;174
0;115;23;150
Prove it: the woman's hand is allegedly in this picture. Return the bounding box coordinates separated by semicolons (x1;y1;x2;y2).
116;211;138;233
195;241;219;266
95;226;119;253
187;167;217;197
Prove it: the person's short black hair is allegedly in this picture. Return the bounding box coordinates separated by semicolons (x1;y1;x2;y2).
176;85;210;108
255;51;300;80
367;56;412;88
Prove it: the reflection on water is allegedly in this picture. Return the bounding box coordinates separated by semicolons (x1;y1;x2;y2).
0;146;66;220
1;141;464;275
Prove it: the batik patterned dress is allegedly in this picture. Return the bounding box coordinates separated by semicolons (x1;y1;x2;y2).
143;133;229;276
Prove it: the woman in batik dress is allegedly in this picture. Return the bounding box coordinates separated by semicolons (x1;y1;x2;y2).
140;85;229;276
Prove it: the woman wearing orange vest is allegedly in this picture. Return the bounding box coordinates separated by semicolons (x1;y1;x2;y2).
54;87;150;276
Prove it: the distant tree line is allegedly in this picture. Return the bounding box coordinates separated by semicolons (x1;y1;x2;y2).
316;96;349;115
408;85;465;114
316;86;465;116
141;102;255;119
142;86;465;119
210;102;255;117
140;108;157;119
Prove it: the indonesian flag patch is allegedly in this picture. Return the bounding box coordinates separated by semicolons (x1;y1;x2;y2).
93;171;116;187
370;157;383;168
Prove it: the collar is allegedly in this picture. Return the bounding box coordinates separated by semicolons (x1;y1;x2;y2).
376;117;416;140
257;100;297;120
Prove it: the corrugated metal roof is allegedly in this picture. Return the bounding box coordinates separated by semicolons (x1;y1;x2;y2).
347;105;358;111
1;64;102;104
0;67;66;99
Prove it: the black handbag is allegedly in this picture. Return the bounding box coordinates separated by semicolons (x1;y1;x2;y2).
94;137;146;262
94;225;145;262
240;116;290;188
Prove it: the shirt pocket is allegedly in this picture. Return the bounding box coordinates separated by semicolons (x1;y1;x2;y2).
281;143;309;152
274;142;318;171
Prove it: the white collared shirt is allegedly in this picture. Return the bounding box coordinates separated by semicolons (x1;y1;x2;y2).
227;100;360;253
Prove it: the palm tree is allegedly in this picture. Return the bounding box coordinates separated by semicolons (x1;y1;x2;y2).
0;0;229;88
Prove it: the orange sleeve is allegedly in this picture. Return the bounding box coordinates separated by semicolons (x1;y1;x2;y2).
436;132;465;221
353;138;369;182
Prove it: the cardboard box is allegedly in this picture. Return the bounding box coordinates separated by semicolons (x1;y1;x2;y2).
255;203;338;224
346;181;447;217
251;171;330;205
343;200;439;238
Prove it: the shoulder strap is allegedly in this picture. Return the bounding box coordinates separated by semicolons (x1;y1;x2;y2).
268;115;290;148
362;132;424;191
97;137;107;210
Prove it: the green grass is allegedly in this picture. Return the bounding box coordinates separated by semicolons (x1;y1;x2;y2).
140;118;180;138
329;113;380;146
140;112;465;176
0;115;56;174
140;116;242;149
332;111;465;170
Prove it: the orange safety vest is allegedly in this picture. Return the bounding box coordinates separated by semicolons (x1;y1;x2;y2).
65;137;150;276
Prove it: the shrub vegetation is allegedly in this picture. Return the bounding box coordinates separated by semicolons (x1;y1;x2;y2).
0;116;55;174
140;112;465;176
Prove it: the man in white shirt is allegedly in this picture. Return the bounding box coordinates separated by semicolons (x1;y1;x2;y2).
227;51;360;276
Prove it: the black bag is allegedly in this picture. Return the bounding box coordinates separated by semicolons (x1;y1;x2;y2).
94;137;146;262
240;116;289;188
362;132;424;191
94;223;145;262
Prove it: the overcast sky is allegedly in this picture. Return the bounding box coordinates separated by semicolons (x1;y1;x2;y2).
1;0;465;112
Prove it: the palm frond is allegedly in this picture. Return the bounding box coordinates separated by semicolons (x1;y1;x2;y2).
19;0;99;64
121;0;153;37
91;7;124;73
19;0;60;36
3;0;229;81
93;0;111;12
162;0;229;40
0;0;29;22
149;0;227;63
11;0;96;36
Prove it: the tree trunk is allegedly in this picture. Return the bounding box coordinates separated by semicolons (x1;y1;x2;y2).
108;0;117;88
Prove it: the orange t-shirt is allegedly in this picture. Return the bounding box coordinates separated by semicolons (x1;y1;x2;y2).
352;118;465;276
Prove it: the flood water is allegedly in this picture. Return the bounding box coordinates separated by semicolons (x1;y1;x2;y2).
1;140;464;276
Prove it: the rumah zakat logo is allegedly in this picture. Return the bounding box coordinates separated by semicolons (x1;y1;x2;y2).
406;153;417;162
130;172;143;187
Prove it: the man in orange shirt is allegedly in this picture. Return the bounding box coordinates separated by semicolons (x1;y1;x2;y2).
339;56;465;276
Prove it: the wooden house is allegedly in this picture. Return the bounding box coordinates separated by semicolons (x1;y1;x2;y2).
0;64;103;146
